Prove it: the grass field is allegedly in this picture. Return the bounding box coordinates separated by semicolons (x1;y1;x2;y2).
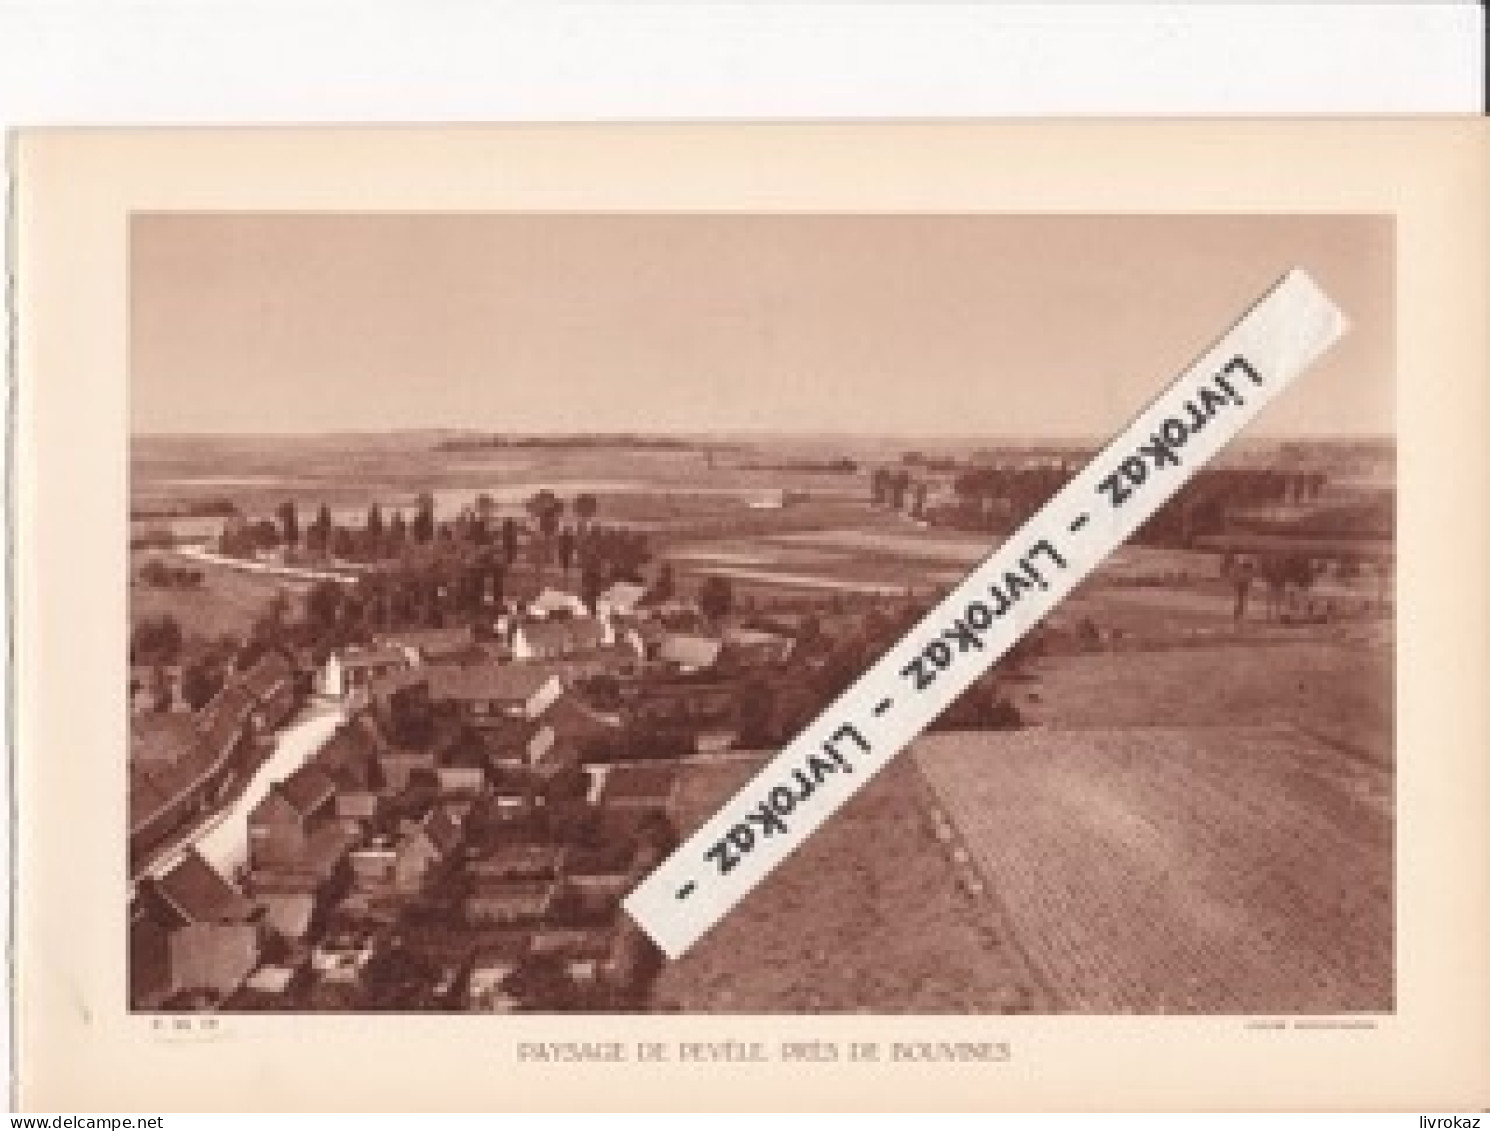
651;755;1048;1014
130;551;305;643
913;724;1392;1014
1017;640;1394;766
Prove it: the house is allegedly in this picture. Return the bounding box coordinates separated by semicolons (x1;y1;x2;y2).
484;716;546;772
510;617;608;661
130;664;183;714
543;692;623;751
347;807;463;898
466;937;532;1012
564;841;645;900
334;790;381;830
322;646;409;701
595;581;648;620
420;661;565;722
128;715;223;870
468;843;565;883
614;616;667;661
485;768;541;819
314;720;384;790
598;764;678;812
746;488;786;510
377;626;477;666
253;888;318;943
132;849;259;1005
465;878;555;925
196;681;256;763
657;633;723;673
239;651;299;733
436;765;485;794
720;625;795;667
527;588;589;619
247;764;339;871
310;927;377;984
694;728;739;755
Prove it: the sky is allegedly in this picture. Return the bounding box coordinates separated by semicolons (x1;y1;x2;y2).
130;213;1393;438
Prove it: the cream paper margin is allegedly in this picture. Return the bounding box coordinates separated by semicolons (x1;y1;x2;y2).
11;121;1488;1112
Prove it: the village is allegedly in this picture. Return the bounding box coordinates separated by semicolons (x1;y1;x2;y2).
127;484;999;1014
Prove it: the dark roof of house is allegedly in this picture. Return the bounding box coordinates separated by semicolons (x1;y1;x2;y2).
302;822;357;875
599;764;678;807
152;849;252;926
313;723;381;785
468;877;554;901
622;618;668;645
565;839;639;878
337;647;408;670
241;651;295;699
470;843;565;878
418;807;464;858
196;683;255;756
484;714;544;755
422;661;565;704
128;767;172;834
543;692;622;741
377;626;476;655
276;765;337;817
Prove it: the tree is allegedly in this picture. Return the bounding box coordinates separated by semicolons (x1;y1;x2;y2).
306;504;333;556
475;493;496;529
366;503;385;543
647;562;675;606
580;560;603;615
306;579;344;630
130;614;183;665
500;517;520;567
870;467;891;507
276;501;299;549
736;679;776;747
139;558;171;587
412;492;436;544
388;509;408;549
180;659;223;711
557;527;576;575
699;575;734;623
888;469;912;510
387;683;436;749
525;490;564;539
574;493;598;529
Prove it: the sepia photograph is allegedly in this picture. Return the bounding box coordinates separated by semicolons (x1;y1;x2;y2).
126;211;1396;1017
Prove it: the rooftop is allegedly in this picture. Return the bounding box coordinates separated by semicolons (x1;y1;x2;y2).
276;764;338;817
152;849;252;927
599;764;679;807
658;634;723;669
421;661;566;704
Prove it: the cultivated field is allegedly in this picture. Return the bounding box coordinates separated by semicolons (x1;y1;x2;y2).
651;755;1048;1014
913;724;1393;1014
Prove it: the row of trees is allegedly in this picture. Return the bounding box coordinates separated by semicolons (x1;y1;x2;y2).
875;462;1336;546
231;490;624;570
869;468;931;517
